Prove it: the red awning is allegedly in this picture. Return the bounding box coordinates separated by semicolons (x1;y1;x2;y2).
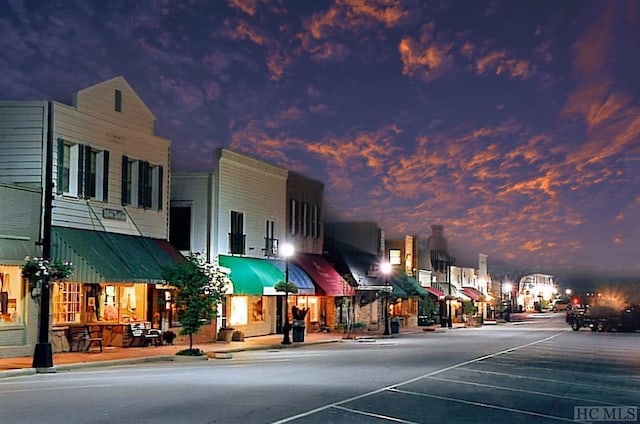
424;287;445;299
294;253;354;296
461;287;485;301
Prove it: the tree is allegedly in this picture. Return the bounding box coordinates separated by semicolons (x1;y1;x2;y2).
162;253;229;352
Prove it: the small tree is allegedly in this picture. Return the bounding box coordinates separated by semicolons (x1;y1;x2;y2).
162;253;229;352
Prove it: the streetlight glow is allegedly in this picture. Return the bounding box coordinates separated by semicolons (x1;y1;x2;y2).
380;261;392;336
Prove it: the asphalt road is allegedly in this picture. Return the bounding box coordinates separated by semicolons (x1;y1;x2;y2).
0;314;638;424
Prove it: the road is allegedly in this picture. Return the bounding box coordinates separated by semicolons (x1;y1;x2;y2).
0;314;638;424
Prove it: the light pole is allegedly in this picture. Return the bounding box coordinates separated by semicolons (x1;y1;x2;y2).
380;261;392;336
280;243;294;345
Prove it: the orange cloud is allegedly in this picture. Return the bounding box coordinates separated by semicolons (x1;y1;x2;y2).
398;23;453;82
476;50;532;79
227;0;257;16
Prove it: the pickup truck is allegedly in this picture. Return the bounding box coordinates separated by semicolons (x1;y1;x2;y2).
567;304;640;332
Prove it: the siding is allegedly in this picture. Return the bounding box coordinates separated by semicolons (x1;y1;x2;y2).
215;149;287;258
171;173;213;257
0;101;47;188
51;78;170;239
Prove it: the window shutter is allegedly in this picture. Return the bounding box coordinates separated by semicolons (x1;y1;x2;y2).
138;160;145;207
121;155;128;205
157;165;163;210
56;138;64;194
77;144;85;198
83;145;92;199
102;150;109;202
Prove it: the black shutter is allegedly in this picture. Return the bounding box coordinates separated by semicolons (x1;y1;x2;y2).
56;138;64;194
157;165;163;210
102;151;109;202
138;160;145;207
77;144;85;198
83;145;92;199
121;155;128;205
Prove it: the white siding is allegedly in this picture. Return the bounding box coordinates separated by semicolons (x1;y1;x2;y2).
171;173;213;258
51;78;170;239
0;101;47;188
215;149;287;258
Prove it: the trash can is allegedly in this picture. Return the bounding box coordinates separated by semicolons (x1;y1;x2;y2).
292;320;305;342
390;320;400;334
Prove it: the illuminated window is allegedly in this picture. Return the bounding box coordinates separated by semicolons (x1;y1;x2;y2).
52;282;82;324
229;296;248;326
389;249;402;265
251;297;264;322
0;268;24;325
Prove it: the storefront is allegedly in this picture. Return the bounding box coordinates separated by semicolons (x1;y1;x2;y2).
49;226;185;349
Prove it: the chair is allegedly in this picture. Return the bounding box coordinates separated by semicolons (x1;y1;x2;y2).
68;325;103;352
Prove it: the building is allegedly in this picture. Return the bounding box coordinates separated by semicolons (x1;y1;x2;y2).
0;77;185;356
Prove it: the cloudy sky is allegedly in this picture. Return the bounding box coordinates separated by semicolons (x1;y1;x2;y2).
1;0;638;279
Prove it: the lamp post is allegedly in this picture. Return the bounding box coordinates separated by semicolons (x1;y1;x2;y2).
33;108;55;372
380;261;392;336
280;243;294;345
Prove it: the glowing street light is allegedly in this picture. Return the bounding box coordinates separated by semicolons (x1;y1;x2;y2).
380;261;392;336
280;242;295;345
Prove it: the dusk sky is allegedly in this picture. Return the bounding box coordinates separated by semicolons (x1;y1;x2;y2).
1;0;639;280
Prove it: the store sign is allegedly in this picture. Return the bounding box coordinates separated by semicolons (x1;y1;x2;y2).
103;208;126;221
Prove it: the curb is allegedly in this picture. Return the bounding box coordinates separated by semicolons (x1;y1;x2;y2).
206;338;343;354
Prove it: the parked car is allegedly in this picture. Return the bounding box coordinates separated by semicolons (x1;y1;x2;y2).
551;299;570;312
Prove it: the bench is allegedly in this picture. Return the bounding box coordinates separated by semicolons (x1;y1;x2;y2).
68;325;103;352
128;323;161;347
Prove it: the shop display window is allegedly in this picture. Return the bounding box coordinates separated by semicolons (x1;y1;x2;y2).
52;281;82;324
0;268;24;325
229;296;248;326
251;297;264;322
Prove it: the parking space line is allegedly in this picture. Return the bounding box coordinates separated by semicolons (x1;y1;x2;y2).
457;367;640;395
388;388;575;422
271;332;564;424
332;405;422;424
424;376;627;405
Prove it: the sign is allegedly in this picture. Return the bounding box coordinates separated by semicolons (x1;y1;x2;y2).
103;208;126;221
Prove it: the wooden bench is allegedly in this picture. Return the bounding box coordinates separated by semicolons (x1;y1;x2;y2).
68;325;103;352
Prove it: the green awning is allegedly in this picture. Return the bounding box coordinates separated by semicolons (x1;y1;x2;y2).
393;276;429;297
51;227;185;284
219;255;284;296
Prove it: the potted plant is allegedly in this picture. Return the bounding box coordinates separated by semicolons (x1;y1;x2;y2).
291;306;308;342
162;330;176;345
217;326;234;342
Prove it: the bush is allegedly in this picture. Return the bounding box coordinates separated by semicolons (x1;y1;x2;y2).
176;348;205;356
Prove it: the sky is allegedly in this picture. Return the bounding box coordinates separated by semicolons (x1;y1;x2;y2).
1;0;639;282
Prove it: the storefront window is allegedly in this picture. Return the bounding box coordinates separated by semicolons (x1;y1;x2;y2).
52;282;82;324
229;296;248;326
251;297;264;322
0;268;24;325
295;296;319;322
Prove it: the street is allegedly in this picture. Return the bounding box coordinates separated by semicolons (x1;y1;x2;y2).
0;314;638;424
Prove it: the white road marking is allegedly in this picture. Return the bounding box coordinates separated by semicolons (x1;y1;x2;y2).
389;388;575;422
425;376;627;406
270;332;564;424
332;405;422;423
0;384;110;394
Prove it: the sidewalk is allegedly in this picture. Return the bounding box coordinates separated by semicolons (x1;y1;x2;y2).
1;326;441;378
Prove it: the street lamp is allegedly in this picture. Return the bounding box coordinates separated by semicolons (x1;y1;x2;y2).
280;242;294;345
380;261;392;336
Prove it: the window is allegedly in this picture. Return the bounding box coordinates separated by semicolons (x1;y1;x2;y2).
390;249;402;265
115;89;122;112
56;140;108;201
312;205;321;239
170;205;191;251
229;296;248;326
0;269;24;325
303;202;310;237
122;156;163;210
229;211;245;254
264;219;278;257
52;282;81;324
289;199;297;235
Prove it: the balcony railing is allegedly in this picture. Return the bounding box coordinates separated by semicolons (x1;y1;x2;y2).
228;233;246;255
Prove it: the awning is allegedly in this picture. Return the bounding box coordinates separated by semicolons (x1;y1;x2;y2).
0;237;38;265
294;253;354;296
219;255;283;296
268;259;315;295
394;276;429;297
341;251;407;297
462;287;486;302
424;286;445;299
51;226;186;284
434;283;471;301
